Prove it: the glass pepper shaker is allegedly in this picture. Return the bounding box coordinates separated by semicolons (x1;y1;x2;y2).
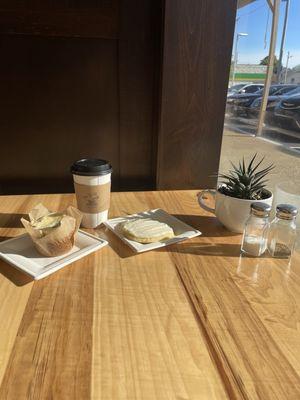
241;202;271;257
268;204;298;259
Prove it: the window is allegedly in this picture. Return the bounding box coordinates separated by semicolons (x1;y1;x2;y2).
220;0;300;204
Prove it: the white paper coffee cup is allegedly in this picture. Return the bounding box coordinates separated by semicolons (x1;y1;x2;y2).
71;159;112;228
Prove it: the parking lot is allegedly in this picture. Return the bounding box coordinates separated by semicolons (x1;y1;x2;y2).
226;83;300;156
220;119;300;194
224;114;300;156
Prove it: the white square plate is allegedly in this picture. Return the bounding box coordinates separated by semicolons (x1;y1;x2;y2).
104;208;201;253
0;230;107;280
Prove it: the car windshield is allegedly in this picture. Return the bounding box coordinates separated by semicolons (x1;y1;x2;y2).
283;86;300;96
228;84;245;92
273;86;298;95
268;86;284;95
240;85;264;94
254;86;290;96
255;88;264;95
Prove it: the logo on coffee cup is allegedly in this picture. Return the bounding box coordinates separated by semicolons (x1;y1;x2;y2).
84;194;99;208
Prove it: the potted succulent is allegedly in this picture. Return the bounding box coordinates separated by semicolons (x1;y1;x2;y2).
198;154;274;233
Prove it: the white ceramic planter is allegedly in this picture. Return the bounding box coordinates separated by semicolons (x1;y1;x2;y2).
198;188;273;233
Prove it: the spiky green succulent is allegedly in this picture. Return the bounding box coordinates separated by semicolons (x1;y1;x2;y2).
218;154;274;200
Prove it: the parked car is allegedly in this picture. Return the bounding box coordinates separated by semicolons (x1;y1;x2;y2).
227;83;264;99
248;85;300;119
227;85;296;117
227;83;251;96
273;94;300;131
226;84;264;114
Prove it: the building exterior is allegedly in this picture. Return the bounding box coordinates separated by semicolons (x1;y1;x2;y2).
285;65;300;84
231;64;267;82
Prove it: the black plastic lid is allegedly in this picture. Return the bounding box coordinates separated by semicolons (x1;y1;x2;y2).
71;159;112;176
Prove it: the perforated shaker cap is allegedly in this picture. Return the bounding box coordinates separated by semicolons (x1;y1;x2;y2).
250;202;271;218
276;204;298;220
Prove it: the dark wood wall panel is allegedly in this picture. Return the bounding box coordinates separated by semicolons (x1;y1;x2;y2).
0;35;119;194
0;0;163;195
157;0;237;189
0;0;119;39
0;0;238;194
118;0;162;190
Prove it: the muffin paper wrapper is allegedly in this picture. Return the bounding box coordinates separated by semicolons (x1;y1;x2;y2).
21;203;82;257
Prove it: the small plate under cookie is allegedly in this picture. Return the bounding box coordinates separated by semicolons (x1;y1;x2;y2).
104;209;201;253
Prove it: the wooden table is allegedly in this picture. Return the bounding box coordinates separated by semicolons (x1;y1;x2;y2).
0;191;299;399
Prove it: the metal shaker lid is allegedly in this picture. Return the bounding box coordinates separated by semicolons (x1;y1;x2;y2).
250;202;272;218
276;204;298;220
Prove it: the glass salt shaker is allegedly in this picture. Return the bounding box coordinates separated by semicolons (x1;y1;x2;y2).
241;202;271;257
268;204;298;259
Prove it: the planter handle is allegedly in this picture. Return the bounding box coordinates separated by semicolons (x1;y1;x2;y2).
197;190;216;214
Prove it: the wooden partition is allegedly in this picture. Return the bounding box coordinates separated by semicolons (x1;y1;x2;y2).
0;0;236;194
157;0;237;189
118;0;162;190
0;0;161;194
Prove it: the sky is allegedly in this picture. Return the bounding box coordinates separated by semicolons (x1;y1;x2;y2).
235;0;300;68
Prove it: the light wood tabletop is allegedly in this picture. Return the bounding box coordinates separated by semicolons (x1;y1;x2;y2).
0;191;299;400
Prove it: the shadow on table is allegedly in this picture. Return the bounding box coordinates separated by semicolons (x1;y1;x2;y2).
0;213;27;228
172;214;240;238
167;242;242;257
0;259;33;286
0;236;12;242
95;227;135;259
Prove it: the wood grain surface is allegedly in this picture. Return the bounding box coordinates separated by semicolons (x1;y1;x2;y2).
0;191;299;399
0;1;119;39
157;0;237;189
0;35;119;195
118;0;161;191
0;1;160;195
